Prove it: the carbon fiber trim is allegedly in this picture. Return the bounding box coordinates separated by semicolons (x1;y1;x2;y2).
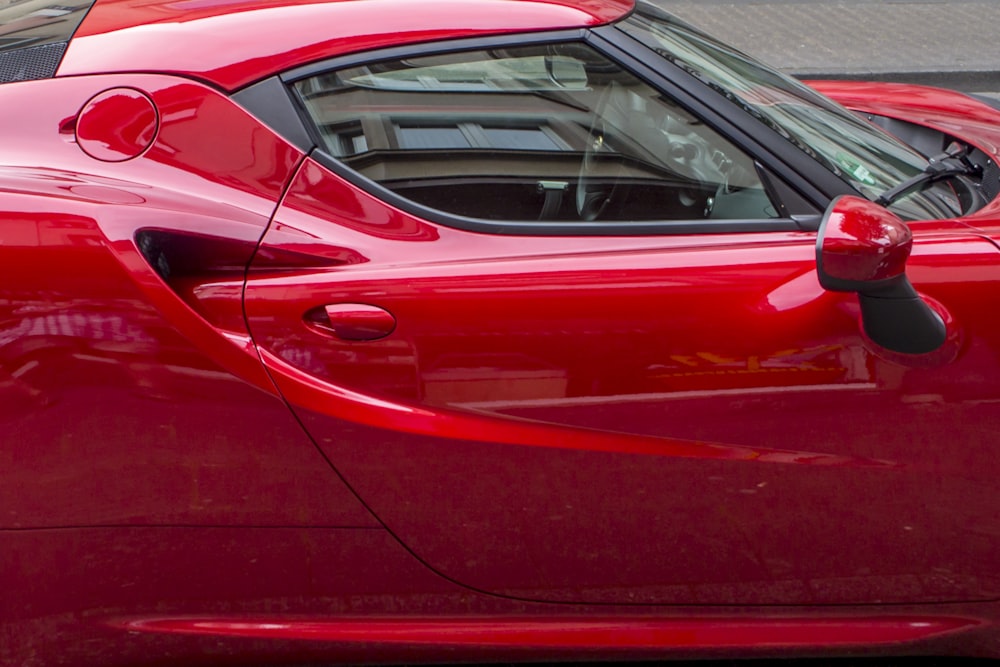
0;41;67;84
981;159;1000;203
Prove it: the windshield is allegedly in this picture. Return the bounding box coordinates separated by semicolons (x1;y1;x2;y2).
619;3;961;220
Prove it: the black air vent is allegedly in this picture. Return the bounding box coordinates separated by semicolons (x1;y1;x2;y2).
981;159;1000;203
0;41;67;83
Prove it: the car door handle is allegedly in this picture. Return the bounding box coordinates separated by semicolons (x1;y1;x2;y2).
305;303;396;341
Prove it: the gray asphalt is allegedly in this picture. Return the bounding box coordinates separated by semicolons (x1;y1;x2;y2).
654;0;1000;93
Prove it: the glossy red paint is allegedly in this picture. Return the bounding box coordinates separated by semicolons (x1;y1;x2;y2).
7;526;996;667
3;526;472;666
244;157;1000;608
75;87;159;162
59;0;634;91
8;74;299;377
5;3;1000;663
0;75;375;527
4;524;994;665
818;194;912;284
119;615;976;648
7;525;995;665
307;303;398;341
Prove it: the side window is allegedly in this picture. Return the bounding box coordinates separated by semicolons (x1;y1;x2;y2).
293;43;777;223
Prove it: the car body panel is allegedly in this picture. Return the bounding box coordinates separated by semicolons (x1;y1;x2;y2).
58;0;633;91
4;2;1000;663
245;157;1000;606
0;74;375;527
7;519;995;665
4;526;465;666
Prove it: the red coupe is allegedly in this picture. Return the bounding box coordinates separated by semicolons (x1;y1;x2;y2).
4;0;1000;664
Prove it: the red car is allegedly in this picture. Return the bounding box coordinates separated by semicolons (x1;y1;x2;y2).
4;0;1000;664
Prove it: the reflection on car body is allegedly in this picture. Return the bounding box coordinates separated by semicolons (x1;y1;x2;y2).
4;0;1000;664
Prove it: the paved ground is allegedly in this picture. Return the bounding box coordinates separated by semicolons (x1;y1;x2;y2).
654;0;1000;93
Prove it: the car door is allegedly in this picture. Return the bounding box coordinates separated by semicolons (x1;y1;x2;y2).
242;38;1000;606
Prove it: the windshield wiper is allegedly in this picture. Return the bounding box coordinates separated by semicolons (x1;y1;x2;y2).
875;143;980;207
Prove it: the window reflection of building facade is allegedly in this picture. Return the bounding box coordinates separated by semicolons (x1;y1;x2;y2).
296;44;774;222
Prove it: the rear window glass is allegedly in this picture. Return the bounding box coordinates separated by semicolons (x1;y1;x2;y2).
0;1;94;82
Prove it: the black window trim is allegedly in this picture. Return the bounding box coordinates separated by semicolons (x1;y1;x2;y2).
235;27;855;236
234;75;315;151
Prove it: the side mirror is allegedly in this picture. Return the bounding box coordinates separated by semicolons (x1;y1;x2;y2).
817;195;946;354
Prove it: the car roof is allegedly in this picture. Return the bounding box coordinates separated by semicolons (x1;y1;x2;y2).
57;0;634;91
